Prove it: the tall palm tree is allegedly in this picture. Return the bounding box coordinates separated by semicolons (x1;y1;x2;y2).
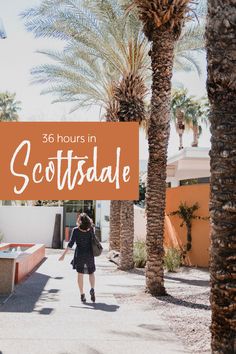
186;98;209;147
129;0;196;295
206;1;236;352
115;72;147;270
171;89;192;150
171;89;209;149
0;92;21;121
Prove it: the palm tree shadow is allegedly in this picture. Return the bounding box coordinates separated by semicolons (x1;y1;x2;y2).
157;294;210;311
129;268;145;276
165;275;209;287
70;302;120;312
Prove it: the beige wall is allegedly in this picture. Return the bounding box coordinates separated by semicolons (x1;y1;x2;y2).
0;206;63;247
134;206;146;241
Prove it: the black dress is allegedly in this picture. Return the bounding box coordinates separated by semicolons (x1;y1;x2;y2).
68;227;96;274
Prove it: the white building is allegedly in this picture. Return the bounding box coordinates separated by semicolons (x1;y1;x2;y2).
141;147;210;188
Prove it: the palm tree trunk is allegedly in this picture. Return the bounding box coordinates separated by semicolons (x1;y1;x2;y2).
178;133;183;150
106;103;122;253
119;200;134;270
191;125;199;147
186;223;192;252
176;108;185;150
109;200;121;252
206;1;236;352
146;31;175;296
114;73;146;270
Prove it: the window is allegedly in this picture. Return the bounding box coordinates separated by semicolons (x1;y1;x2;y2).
180;177;210;186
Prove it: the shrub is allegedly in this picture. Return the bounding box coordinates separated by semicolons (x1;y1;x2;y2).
133;241;147;268
164;248;182;272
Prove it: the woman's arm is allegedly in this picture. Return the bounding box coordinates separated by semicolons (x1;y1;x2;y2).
58;228;76;261
58;247;70;261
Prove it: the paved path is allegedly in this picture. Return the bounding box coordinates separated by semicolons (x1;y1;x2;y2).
0;248;189;354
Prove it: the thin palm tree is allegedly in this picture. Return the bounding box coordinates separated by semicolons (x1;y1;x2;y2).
0;92;21;121
129;0;197;295
186;97;209;147
171;89;192;150
206;1;236;352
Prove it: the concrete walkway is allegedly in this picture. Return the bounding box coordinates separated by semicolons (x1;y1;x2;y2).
0;247;189;354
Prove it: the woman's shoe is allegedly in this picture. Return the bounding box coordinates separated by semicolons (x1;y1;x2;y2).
90;288;95;303
81;293;86;303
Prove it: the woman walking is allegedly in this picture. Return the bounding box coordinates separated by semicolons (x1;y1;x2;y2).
59;213;96;303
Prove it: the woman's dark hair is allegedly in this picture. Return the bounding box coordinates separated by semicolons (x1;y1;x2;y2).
78;213;92;230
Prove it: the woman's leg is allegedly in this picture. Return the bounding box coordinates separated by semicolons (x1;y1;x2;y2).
89;272;96;302
77;273;84;294
89;273;95;289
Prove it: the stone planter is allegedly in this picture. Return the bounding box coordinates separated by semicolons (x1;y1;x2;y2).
0;253;18;294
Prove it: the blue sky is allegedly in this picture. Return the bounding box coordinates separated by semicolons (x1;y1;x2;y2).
0;0;211;159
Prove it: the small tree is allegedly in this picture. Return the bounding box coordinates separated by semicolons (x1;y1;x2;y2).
169;202;208;256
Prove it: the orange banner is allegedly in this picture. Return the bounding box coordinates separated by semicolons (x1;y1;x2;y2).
0;122;139;200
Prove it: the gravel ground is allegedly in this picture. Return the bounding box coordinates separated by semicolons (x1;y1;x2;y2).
115;267;211;354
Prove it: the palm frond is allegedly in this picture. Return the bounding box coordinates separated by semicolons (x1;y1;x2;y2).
22;0;206;116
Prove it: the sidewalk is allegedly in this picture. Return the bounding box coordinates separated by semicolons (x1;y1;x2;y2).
0;247;189;354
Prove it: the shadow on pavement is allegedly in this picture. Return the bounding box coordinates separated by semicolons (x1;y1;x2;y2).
164;275;209;287
157;294;210;310
70;302;120;312
37;307;55;315
108;283;144;289
85;346;104;354
0;272;58;314
138;323;165;331
110;328;188;352
110;329;157;341
128;268;145;276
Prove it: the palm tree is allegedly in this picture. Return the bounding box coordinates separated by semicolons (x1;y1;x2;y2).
0;92;21;121
115;72;147;270
22;0;148;270
0;91;21;206
171;89;209;149
206;1;236;352
129;0;197;295
169;202;208;257
22;0;206;273
187;98;209;147
171;89;191;150
109;200;121;252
